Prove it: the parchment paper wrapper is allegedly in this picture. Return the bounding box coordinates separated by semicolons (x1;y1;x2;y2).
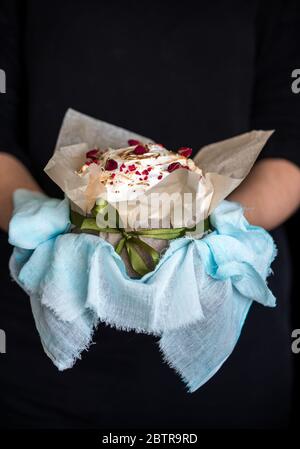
44;108;273;276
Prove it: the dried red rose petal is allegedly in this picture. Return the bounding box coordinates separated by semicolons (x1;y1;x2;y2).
135;170;141;175
142;169;148;175
128;164;136;171
167;162;182;172
86;149;99;159
133;145;148;155
105;159;118;171
178;147;192;158
86;158;99;165
158;175;163;180
128;139;140;146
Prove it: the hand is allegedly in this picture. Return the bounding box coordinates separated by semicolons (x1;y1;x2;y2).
0;152;42;232
227;158;300;230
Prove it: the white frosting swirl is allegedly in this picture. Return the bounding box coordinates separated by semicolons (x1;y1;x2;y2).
78;143;201;199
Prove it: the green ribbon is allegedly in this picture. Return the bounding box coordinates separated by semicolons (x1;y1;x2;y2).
70;208;210;276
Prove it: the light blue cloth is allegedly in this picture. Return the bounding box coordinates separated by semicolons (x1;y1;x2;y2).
8;188;277;392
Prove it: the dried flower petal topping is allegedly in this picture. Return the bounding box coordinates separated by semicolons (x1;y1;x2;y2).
133;145;148;155
128;139;140;146
177;147;192;158
105;159;118;171
167;162;182;172
128;164;136;171
86;148;100;159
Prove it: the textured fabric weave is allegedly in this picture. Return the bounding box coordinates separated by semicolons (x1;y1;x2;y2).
8;189;276;392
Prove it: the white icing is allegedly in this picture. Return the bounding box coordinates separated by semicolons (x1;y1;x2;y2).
78;143;201;198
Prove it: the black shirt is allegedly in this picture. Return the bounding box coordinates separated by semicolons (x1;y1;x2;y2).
0;0;298;428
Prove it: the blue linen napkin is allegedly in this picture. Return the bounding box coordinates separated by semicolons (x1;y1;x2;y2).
8;189;276;392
